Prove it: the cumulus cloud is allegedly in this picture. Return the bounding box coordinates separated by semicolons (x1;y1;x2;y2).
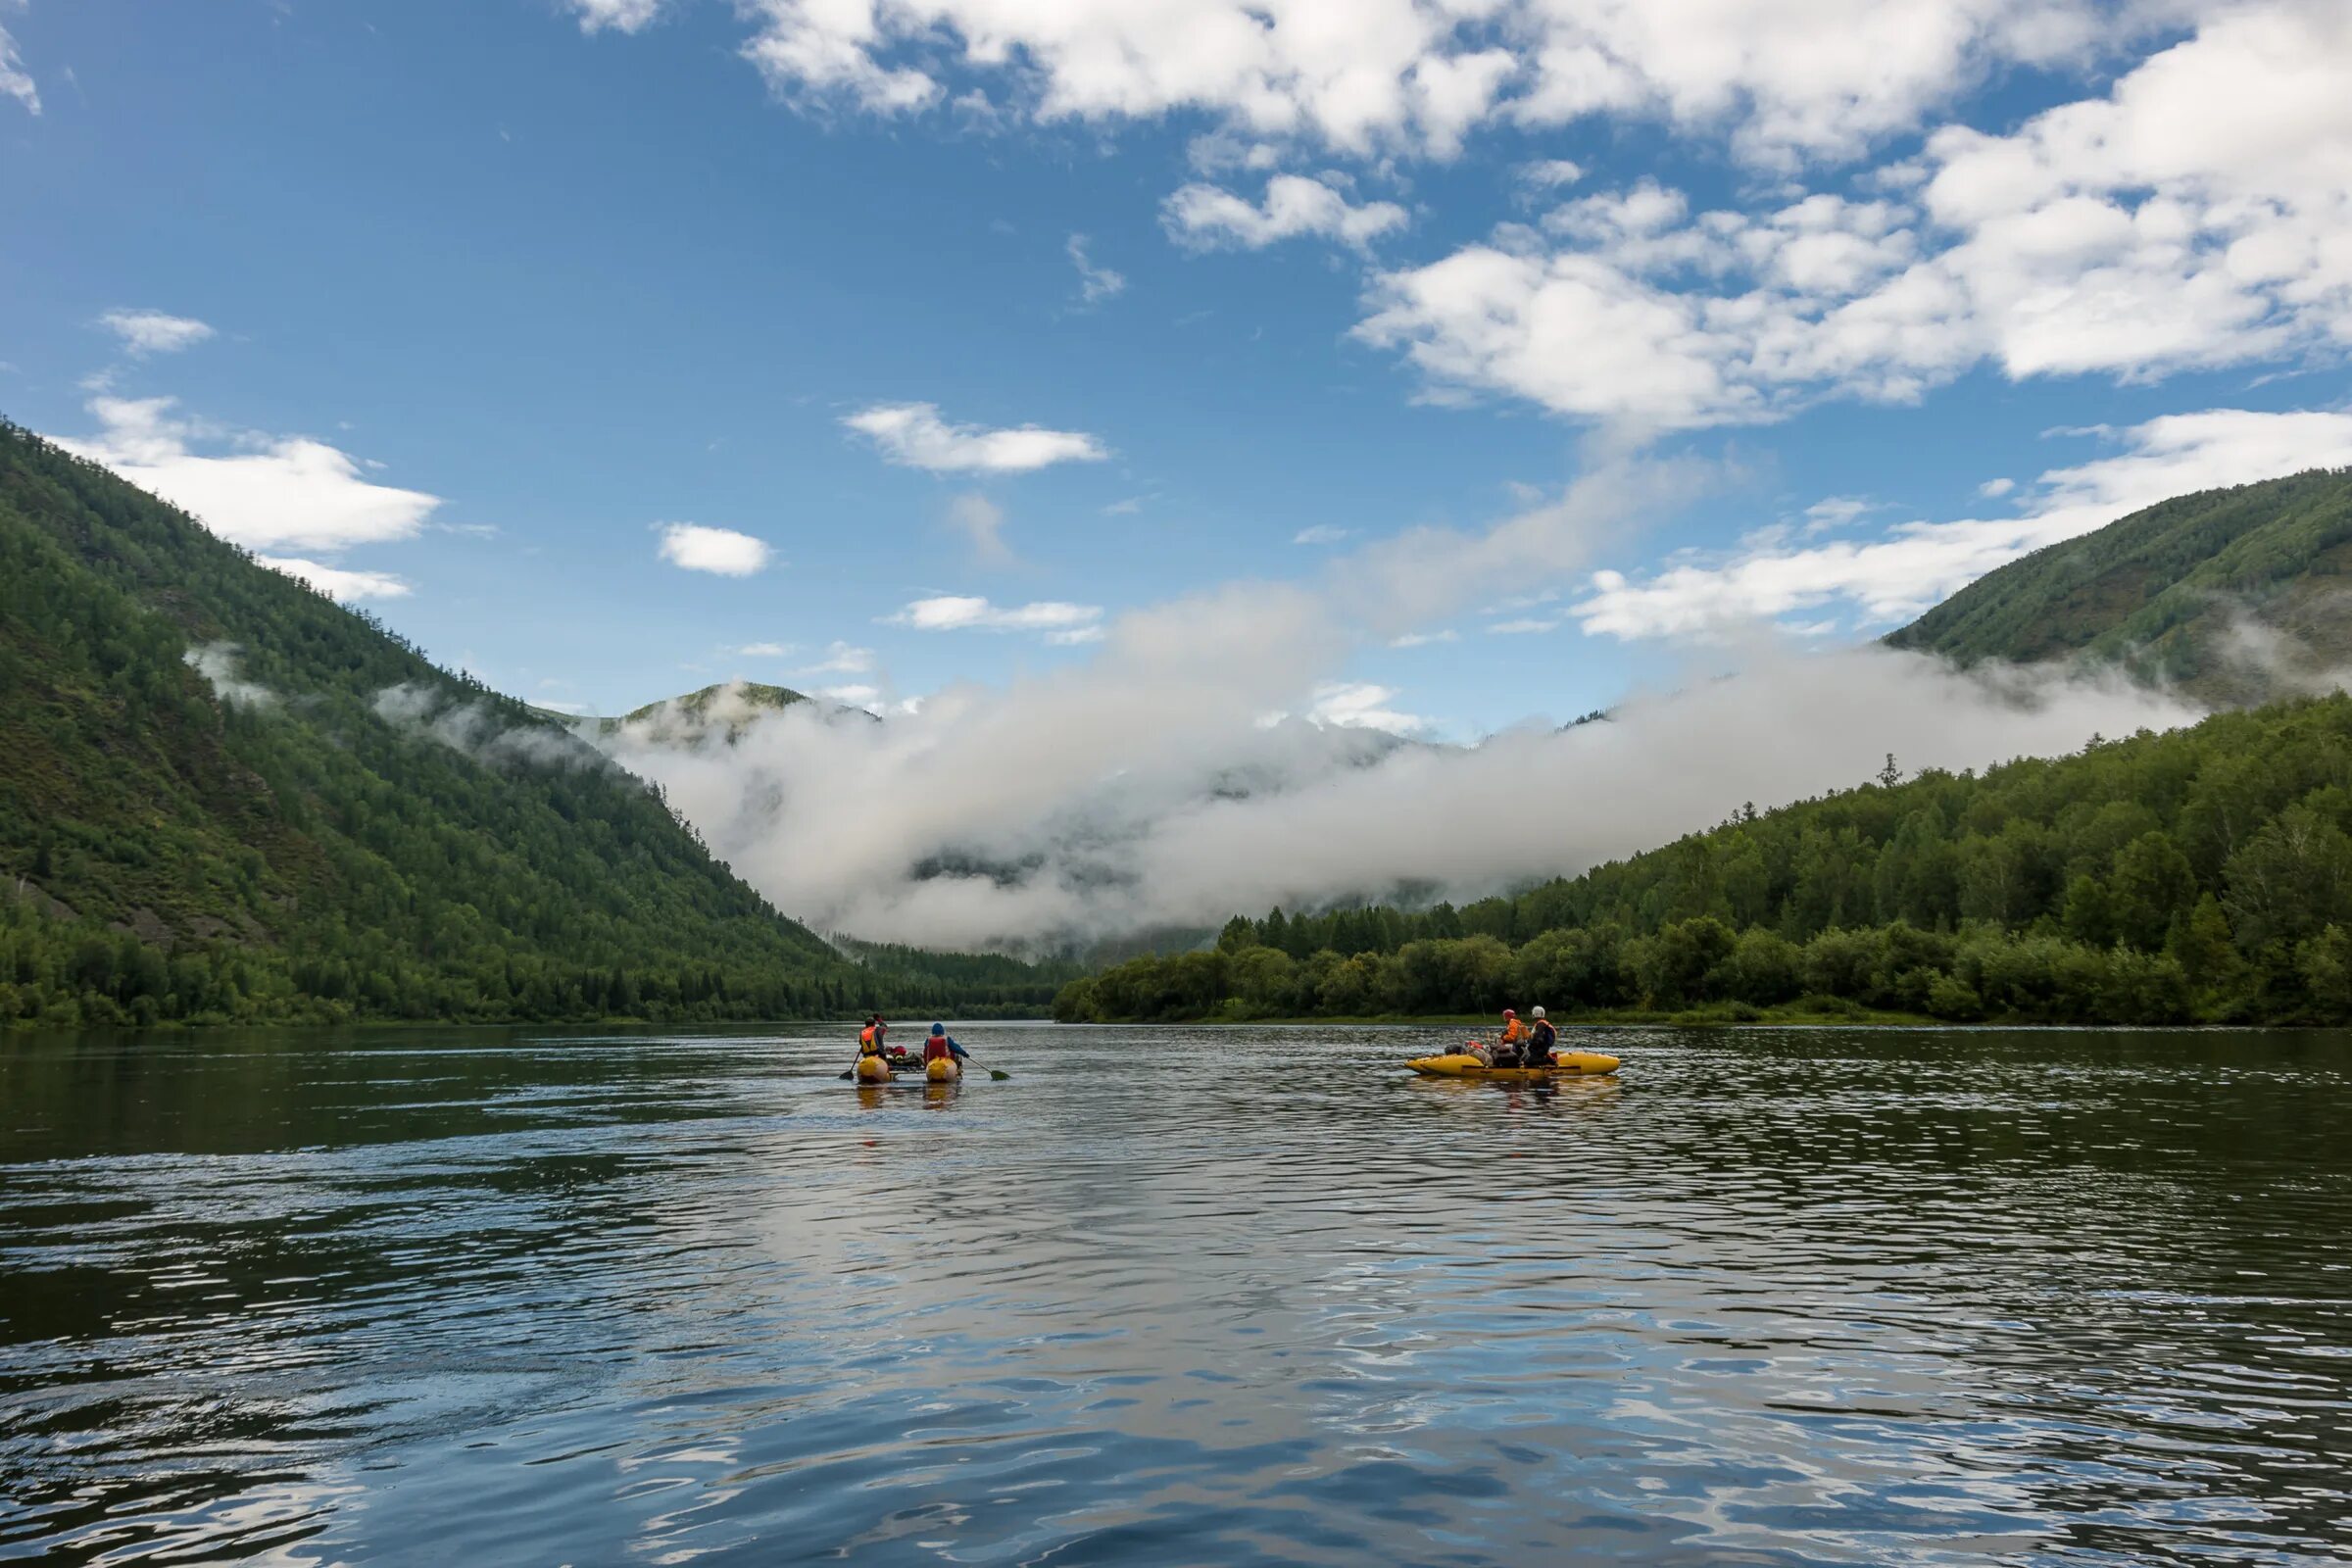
1164;174;1408;252
1359;4;2352;431
844;402;1108;472
258;556;414;601
735;641;797;658
99;310;216;357
1575;407;2352;639
1066;233;1127;305
0;22;36;115
718;0;2116;167
657;521;773;575
1295;524;1349;545
54;396;443;554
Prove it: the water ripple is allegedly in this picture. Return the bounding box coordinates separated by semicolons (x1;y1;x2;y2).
2;1023;2347;1565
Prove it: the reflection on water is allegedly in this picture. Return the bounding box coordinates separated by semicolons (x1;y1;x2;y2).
1;1024;2347;1565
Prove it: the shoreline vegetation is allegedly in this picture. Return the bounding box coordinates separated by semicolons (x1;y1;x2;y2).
1054;696;2352;1030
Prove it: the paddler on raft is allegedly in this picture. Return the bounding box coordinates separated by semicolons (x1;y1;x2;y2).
922;1023;972;1081
1479;1005;1558;1067
1492;1007;1530;1065
854;1014;893;1081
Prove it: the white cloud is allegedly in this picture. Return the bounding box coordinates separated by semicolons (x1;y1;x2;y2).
720;0;2116;168
0;22;36;115
1574;406;2352;639
1164;174;1408;252
946;492;1009;563
258;556;414;601
1294;524;1349;545
800;640;876;675
1307;681;1425;735
1359;5;2352;432
1803;497;1874;532
593;636;2193;952
99;309;215;357
1978;477;2016;498
1516;158;1585;192
844;402;1107;472
735;641;797;657
1066;233;1127;305
1391;628;1459;647
887;595;1104;635
566;0;664;32
822;683;880;706
183;644;275;710
1103;497;1145;515
657;521;774;576
55;397;443;554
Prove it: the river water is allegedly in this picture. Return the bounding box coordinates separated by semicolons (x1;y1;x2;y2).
1;1024;2347;1566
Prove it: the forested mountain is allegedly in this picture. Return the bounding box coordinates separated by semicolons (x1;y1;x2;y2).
0;419;1054;1027
1055;697;2352;1026
1886;468;2352;701
561;680;821;742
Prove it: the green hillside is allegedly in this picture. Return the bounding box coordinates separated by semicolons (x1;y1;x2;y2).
557;680;815;740
1056;696;2352;1027
1885;468;2352;701
0;419;1050;1027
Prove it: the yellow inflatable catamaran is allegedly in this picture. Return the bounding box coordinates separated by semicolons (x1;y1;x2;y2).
1407;1050;1621;1079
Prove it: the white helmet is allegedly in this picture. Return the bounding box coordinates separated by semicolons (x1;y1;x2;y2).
1531;1005;1546;1019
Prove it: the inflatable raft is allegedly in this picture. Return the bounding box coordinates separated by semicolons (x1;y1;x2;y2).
1407;1051;1621;1079
853;1055;965;1084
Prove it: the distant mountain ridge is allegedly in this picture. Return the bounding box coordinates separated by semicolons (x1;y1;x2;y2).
538;681;819;742
1886;468;2352;703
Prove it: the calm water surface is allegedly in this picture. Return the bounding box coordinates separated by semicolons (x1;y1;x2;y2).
2;1024;2348;1565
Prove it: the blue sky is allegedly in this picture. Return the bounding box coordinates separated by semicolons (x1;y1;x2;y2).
5;0;2351;748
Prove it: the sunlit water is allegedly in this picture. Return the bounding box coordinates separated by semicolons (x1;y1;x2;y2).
2;1024;2348;1566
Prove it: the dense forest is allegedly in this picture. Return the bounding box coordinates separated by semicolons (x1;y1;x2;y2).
0;419;1061;1028
1886;467;2352;703
1054;696;2352;1026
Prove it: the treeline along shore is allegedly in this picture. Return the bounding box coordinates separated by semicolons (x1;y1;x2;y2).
1054;697;2352;1028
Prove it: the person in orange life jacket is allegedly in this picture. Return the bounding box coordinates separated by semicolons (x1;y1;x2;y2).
1525;1006;1558;1066
1494;1007;1529;1065
922;1023;971;1064
858;1014;892;1060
